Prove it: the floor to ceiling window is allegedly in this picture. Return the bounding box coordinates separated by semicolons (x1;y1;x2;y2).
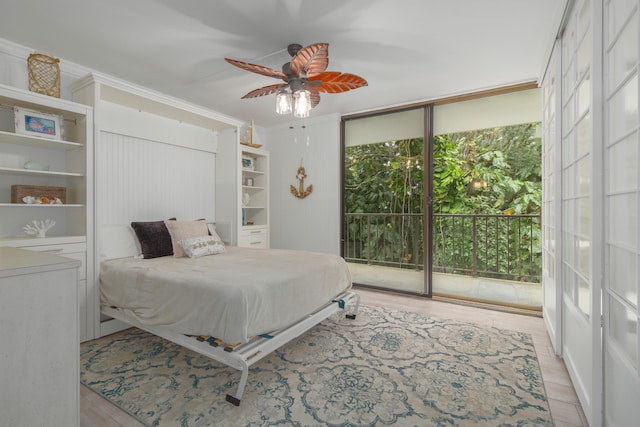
342;86;543;310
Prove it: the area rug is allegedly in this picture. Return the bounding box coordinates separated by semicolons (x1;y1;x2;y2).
80;305;552;426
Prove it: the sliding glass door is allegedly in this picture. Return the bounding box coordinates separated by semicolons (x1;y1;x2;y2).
431;89;543;309
342;87;543;310
342;108;428;294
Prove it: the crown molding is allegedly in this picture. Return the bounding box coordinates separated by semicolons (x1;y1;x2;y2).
0;36;93;80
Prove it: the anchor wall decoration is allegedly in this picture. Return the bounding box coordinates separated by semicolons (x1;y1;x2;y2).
290;159;313;199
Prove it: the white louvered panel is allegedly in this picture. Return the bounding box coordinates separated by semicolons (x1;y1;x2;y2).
97;131;216;225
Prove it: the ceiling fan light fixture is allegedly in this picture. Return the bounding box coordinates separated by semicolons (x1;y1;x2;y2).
276;89;292;115
226;42;367;119
293;89;311;118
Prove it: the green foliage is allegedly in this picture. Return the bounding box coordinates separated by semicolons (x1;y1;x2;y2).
344;123;542;282
433;123;542;214
345;139;424;215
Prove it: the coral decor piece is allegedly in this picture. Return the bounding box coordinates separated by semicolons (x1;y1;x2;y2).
22;219;56;238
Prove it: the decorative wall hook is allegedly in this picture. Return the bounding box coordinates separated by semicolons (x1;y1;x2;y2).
290;159;313;199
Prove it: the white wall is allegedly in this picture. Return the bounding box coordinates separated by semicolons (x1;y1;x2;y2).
0;35;345;257
0;38;89;98
265;114;342;255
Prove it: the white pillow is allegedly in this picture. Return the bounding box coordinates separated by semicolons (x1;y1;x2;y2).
99;225;141;260
179;235;226;258
206;223;225;246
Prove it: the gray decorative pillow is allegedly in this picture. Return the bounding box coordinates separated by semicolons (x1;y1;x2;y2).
131;218;175;259
179;235;226;258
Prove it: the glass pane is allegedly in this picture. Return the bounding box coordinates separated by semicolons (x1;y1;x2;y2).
579;196;591;237
607;132;638;193
577;31;592;80
579;276;591;316
579;237;591;279
578;155;591;196
577;112;591;157
609;245;638;308
578;279;591;317
567;199;577;233
344;109;425;294
607;0;636;42
544;90;556;122
563;164;575;197
610;297;638;366
609;193;638;247
548;194;555;228
430;121;542;308
563;19;575;56
564;95;575;130
609;75;638;142
564;231;576;265
563;131;576;166
609;16;638;89
576;72;591;117
578;0;592;40
564;264;576;301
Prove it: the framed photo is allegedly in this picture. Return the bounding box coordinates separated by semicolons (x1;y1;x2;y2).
242;155;255;170
245;177;254;186
14;107;63;140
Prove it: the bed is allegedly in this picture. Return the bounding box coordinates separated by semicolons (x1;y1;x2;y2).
98;223;359;405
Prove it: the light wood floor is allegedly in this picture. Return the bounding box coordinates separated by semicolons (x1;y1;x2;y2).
81;287;588;426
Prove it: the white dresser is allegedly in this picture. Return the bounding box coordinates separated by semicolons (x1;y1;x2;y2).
0;247;80;427
0;236;89;341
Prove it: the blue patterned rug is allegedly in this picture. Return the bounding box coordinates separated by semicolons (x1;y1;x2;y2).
80;305;552;426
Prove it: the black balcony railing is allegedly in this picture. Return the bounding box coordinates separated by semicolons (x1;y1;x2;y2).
344;213;541;283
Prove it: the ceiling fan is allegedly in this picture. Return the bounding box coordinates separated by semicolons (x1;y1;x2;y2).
224;43;368;118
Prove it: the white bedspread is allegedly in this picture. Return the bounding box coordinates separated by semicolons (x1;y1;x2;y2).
100;246;352;344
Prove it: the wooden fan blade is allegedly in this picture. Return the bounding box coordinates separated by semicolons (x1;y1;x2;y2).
304;86;321;108
290;43;329;78
225;58;287;79
309;71;368;94
241;83;288;99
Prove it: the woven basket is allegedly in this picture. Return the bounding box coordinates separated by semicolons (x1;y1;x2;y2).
11;185;66;204
27;53;60;98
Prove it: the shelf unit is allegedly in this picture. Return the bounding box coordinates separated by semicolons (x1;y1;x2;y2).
0;83;92;236
0;82;93;341
240;146;269;248
215;135;270;248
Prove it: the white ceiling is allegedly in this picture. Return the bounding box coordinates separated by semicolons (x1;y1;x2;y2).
0;0;566;127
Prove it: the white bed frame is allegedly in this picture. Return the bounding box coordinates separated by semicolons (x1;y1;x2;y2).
101;290;360;406
84;77;361;406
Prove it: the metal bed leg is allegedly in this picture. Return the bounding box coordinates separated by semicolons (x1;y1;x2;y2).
346;292;360;319
222;291;360;406
226;362;249;406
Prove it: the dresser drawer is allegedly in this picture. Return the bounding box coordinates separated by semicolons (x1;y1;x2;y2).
239;227;268;249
